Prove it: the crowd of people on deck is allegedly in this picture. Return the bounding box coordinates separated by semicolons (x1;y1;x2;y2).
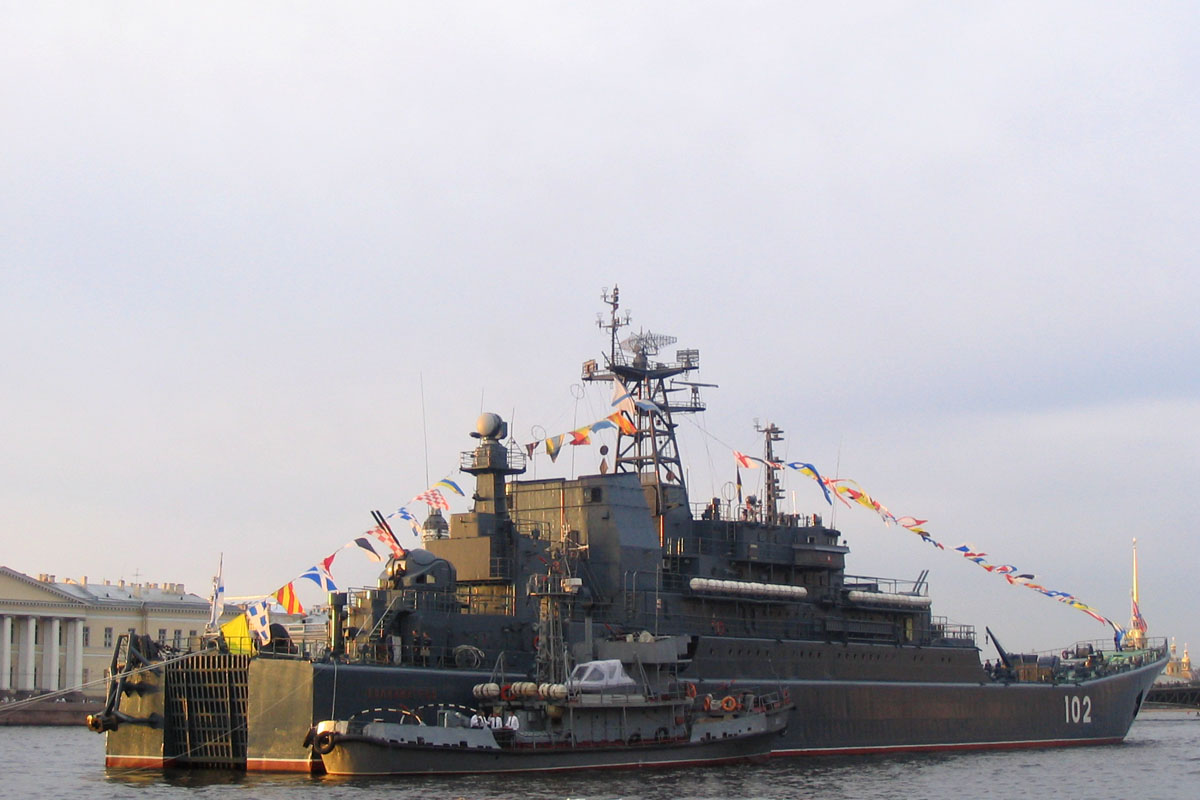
469;708;520;730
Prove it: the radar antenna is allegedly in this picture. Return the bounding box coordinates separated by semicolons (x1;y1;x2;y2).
620;330;677;359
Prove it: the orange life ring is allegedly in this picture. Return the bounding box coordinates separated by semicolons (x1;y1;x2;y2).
500;684;514;701
685;682;697;698
720;695;738;713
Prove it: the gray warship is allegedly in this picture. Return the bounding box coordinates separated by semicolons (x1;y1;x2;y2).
91;286;1168;771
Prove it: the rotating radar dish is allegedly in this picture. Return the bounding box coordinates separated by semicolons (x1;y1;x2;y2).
620;330;676;357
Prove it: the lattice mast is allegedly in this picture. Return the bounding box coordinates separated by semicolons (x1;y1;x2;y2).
581;285;710;498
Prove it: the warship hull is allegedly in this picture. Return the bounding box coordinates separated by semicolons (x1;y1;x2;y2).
96;641;1165;771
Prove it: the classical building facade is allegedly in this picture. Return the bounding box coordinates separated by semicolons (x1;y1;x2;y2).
1;566;225;699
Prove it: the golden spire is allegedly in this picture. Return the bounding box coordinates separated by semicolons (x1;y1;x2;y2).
1126;538;1146;649
1132;538;1140;608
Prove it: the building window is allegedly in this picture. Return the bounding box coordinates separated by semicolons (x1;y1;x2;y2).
83;626;91;647
157;628;167;644
104;627;113;648
173;630;182;648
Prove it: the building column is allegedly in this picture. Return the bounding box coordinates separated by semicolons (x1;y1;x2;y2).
17;616;36;691
0;616;11;690
66;618;84;693
41;617;61;691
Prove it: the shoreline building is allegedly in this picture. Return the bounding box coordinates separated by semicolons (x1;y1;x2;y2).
1;566;228;699
1162;639;1194;683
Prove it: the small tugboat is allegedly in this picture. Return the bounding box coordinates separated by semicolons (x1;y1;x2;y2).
306;670;789;775
305;575;791;775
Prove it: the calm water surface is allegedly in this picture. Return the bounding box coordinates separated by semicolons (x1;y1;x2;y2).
5;710;1198;800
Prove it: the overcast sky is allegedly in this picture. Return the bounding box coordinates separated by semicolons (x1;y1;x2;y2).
3;3;1196;656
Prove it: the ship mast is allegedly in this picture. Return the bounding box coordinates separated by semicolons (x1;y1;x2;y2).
756;421;785;525
581;285;709;498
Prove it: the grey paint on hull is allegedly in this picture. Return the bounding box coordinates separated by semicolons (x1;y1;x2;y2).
308;655;1163;757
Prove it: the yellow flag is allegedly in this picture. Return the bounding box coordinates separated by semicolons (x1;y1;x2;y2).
220;612;253;654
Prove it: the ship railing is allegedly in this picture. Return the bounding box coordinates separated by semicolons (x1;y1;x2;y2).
455;583;515;616
691;500;824;528
666;524;833;562
843;574;929;597
565;682;691;705
340;627;490;669
986;637;1168;684
1031;636;1168;663
512;518;547;541
245;636;328;660
458;444;527;473
582;602;969;648
527;573;583;597
600;346;700;374
928;617;976;646
341;585;467;615
586;604;829;642
663;532;732;558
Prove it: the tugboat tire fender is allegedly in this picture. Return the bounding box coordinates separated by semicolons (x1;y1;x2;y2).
314;731;337;755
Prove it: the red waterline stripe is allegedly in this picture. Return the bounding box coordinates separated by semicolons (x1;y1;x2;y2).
770;736;1124;757
246;757;321;773
105;754;175;769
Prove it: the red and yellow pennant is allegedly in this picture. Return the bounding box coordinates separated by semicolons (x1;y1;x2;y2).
274;582;304;615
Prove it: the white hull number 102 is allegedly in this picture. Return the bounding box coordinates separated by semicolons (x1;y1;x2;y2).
1064;695;1092;724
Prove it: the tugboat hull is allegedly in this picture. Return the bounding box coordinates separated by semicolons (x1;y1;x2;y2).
319;734;778;776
